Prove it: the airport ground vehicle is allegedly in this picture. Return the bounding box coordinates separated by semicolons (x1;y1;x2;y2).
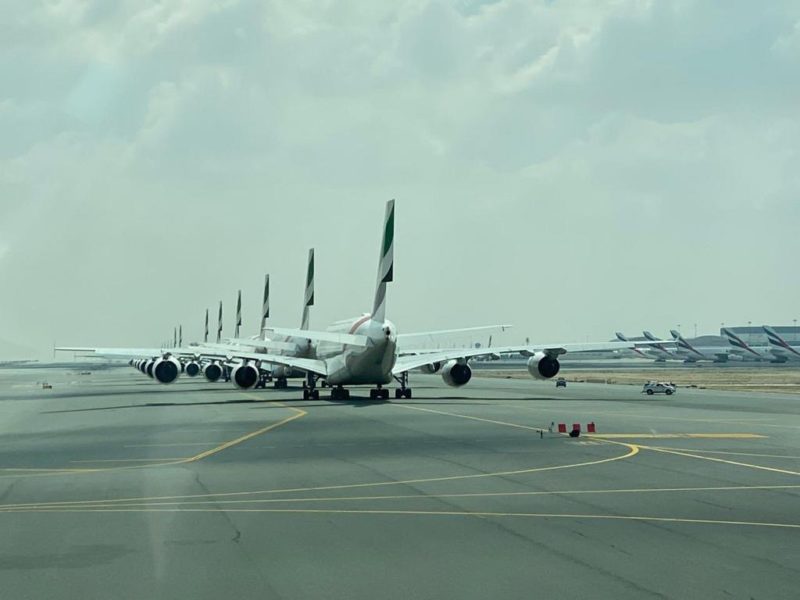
556;378;567;388
643;381;676;395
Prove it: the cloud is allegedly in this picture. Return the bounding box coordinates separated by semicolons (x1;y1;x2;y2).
1;0;800;356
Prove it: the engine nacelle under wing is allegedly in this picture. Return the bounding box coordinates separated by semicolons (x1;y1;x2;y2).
527;353;560;380
204;362;223;382
232;363;260;389
153;356;181;384
185;362;201;377
441;360;472;387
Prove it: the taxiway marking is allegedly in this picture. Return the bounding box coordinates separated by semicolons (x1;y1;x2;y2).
2;507;797;530
4;483;799;513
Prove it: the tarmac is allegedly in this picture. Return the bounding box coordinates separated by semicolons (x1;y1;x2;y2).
0;367;798;599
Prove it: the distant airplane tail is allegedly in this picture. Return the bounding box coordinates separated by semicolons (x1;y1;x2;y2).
235;290;242;339
260;275;270;334
204;309;209;344
217;301;223;343
642;331;658;342
721;327;760;357
763;326;800;357
670;329;701;356
301;249;315;331
372;200;395;323
615;332;630;342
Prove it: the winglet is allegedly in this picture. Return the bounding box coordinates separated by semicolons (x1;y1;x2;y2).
372;200;395;322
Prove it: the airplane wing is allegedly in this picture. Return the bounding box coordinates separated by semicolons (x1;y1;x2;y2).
262;327;370;347
398;325;513;340
55;347;166;359
204;339;299;353
392;341;640;375
190;347;329;377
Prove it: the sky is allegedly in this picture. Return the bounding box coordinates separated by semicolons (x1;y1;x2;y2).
1;0;800;359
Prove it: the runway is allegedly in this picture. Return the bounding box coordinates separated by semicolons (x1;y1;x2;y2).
0;368;798;599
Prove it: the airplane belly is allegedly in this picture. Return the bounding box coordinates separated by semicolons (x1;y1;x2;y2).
326;342;395;386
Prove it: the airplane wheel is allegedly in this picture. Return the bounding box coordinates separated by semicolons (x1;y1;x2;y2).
303;389;310;400
381;389;389;400
395;389;403;399
404;389;412;399
311;390;320;400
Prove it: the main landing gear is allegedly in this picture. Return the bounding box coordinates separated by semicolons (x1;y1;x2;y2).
255;373;272;389
370;386;390;400
302;372;320;400
393;372;413;399
331;385;350;401
274;376;288;389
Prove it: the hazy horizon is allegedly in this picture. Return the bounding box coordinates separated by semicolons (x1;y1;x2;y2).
2;1;799;360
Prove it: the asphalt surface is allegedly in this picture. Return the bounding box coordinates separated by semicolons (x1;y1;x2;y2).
0;367;798;600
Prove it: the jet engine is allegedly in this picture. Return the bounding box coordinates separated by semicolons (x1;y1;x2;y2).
153;356;181;384
441;360;472;387
204;362;223;382
527;352;560;380
420;362;442;374
185;362;201;377
232;363;260;389
145;359;156;378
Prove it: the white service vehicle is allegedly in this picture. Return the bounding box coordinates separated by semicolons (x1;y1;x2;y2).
642;381;676;396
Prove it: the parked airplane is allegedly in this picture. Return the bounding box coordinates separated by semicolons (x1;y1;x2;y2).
60;202;653;397
669;330;735;363
191;200;646;400
641;331;677;361
614;333;651;359
721;328;776;362
763;326;800;362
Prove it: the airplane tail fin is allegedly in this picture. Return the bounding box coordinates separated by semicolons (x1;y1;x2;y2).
301;249;315;331
721;327;758;356
261;275;270;335
670;329;682;340
217;301;223;343
643;331;658;341
763;325;800;356
179;325;182;348
204;309;209;344
235;290;242;339
615;332;629;342
173;327;177;348
372;200;395;322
